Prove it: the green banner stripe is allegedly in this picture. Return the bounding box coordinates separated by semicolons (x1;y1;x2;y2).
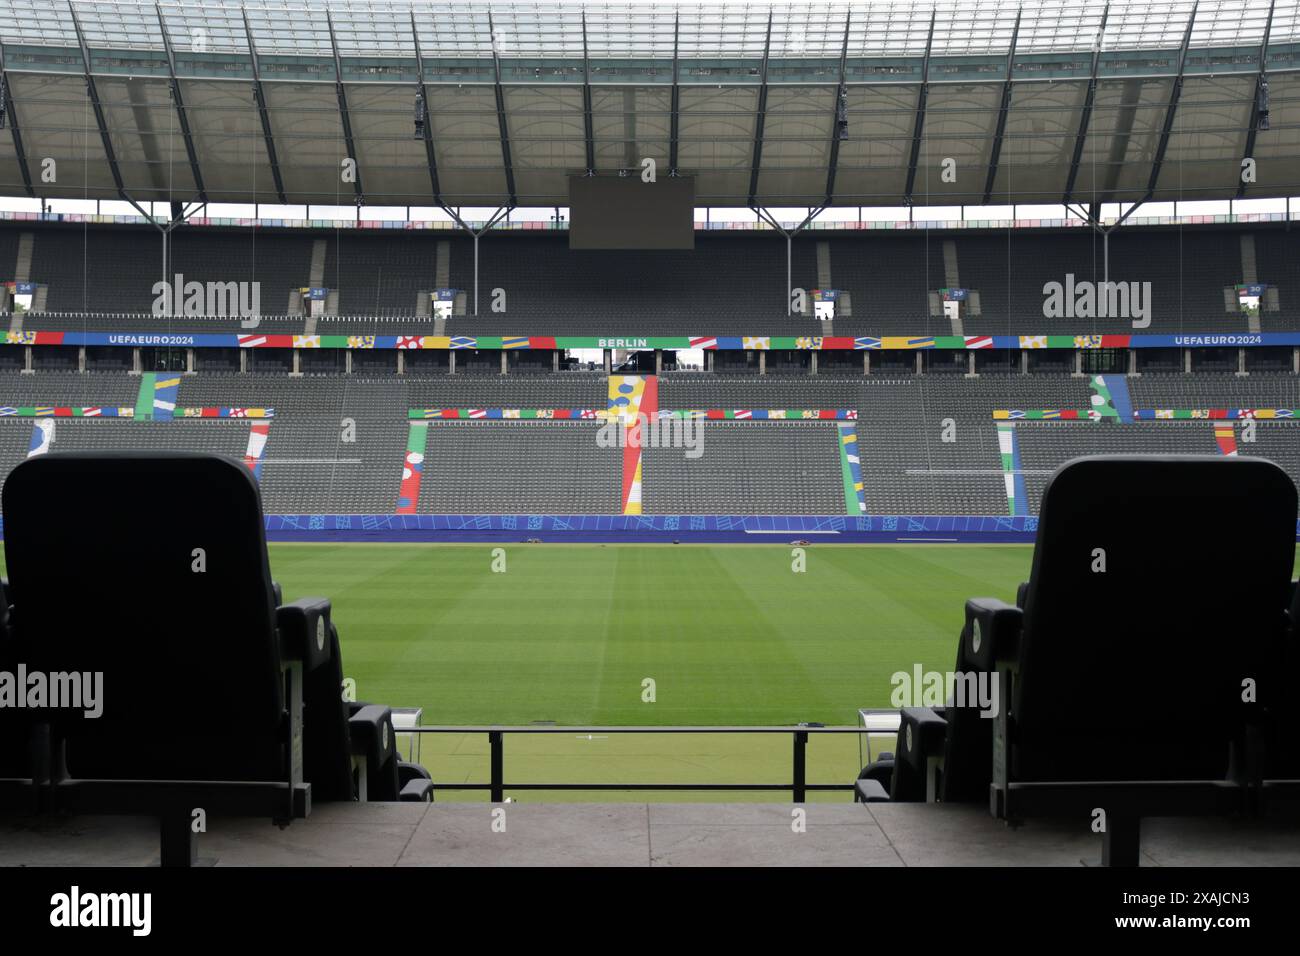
838;428;857;517
134;372;156;421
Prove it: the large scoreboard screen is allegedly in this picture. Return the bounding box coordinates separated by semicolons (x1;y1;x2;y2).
568;176;695;250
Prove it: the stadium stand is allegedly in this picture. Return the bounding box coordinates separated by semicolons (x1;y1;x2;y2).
642;422;842;515
7;223;1300;336
0;369;1296;516
419;421;620;514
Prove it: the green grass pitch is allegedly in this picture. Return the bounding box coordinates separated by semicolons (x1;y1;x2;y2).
267;543;1035;800
8;540;1297;800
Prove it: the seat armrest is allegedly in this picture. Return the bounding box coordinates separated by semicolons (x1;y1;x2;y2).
965;597;1023;670
857;757;894;796
398;761;431;785
399;778;434;802
276;598;333;671
855;778;890;803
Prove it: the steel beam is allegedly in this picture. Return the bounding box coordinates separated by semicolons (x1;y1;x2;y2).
981;9;1022;204
1064;5;1110;204
0;38;34;197
1145;4;1198;200
903;13;936;203
68;1;127;197
1238;0;1274;199
326;10;364;204
581;13;595;174
746;13;773;207
487;12;517;205
669;13;680;175
155;3;206;200
411;11;442;203
824;13;851;203
241;7;287;204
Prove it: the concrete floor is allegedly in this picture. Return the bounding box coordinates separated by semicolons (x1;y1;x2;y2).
3;801;1299;866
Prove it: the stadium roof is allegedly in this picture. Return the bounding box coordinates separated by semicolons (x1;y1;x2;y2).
0;1;1295;207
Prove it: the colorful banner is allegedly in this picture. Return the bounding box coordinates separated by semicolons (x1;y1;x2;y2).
134;372;157;421
838;424;866;516
1213;424;1238;456
5;329;1299;351
396;422;429;515
152;374;181;422
997;423;1028;517
410;408;604;420
27;418;54;457
408;408;858;421
0;406;132;417
243;422;269;479
660;409;857;420
1094;374;1132;422
610;375;656;515
993;409;1089;421
180;407;276;418
1134;408;1299;420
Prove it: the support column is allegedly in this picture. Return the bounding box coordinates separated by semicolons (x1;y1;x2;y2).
655;349;662;374
965;351;977;377
78;346;86;372
915;352;923;375
448;351;455;375
1020;349;1028;374
1293;346;1299;374
863;351;870;376
22;345;32;374
1236;347;1248;377
1127;349;1137;376
500;351;507;375
553;351;560;372
706;351;713;372
603;349;611;374
345;349;353;374
1072;350;1084;377
290;348;302;377
239;348;247;374
397;350;406;375
186;347;195;375
134;347;144;375
810;352;818;375
759;352;767;375
1184;348;1192;374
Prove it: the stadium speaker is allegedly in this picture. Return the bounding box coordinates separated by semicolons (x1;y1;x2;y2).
1;79;8;129
835;86;849;140
1258;78;1270;131
413;89;425;138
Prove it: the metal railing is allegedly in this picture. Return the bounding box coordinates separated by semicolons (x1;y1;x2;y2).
405;725;881;802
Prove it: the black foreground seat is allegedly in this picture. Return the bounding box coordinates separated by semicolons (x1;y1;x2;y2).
859;456;1298;865
303;620;433;803
0;578;44;811
1;452;431;865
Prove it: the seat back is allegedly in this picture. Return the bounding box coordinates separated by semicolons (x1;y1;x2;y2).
1267;581;1300;778
2;452;286;781
304;623;357;801
1014;455;1296;782
939;617;996;802
0;580;32;783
